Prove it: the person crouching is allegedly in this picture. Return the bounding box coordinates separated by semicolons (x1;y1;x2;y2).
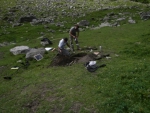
58;38;70;56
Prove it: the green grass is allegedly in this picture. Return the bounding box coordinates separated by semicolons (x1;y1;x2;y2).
1;20;150;113
0;0;150;113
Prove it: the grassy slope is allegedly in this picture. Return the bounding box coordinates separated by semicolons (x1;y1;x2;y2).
0;20;150;113
0;0;150;113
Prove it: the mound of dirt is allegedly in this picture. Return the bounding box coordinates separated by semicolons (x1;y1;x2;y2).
49;53;100;67
77;53;97;63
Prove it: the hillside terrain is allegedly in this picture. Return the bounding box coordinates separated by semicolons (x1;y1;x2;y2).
0;0;150;113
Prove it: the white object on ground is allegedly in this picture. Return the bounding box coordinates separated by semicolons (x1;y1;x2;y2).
45;47;53;51
99;46;102;51
89;61;97;66
106;56;111;59
11;67;19;69
93;52;99;55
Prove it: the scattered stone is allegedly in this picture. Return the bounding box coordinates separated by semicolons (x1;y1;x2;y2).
128;17;136;24
116;17;126;21
41;38;53;46
30;17;54;25
78;20;90;26
140;11;150;20
107;12;115;16
0;42;10;47
12;23;22;27
55;22;64;27
99;22;111;28
112;22;120;27
9;6;19;12
103;16;110;22
19;15;37;23
40;32;44;35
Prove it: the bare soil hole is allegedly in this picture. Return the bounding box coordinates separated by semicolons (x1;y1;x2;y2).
49;52;100;67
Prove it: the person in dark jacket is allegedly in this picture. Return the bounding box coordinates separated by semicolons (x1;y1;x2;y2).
69;24;80;51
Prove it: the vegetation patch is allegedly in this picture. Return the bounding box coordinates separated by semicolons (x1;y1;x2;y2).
0;0;150;113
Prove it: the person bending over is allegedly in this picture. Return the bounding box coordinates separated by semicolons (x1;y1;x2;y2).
58;37;70;56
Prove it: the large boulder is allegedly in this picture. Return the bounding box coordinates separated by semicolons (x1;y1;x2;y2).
25;48;46;59
10;46;30;55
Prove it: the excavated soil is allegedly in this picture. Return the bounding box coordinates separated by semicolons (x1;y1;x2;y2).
49;52;104;67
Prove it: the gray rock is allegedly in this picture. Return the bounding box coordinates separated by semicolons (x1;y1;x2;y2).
107;12;115;16
99;22;111;28
19;15;37;23
128;17;136;24
26;48;46;59
9;6;19;13
3;16;14;22
47;29;55;33
41;41;49;46
140;11;150;20
0;42;11;47
12;23;22;27
116;17;126;21
10;46;30;55
55;22;64;27
40;38;52;46
112;22;120;27
103;16;110;22
78;20;90;26
30;19;42;25
30;17;54;25
0;43;5;47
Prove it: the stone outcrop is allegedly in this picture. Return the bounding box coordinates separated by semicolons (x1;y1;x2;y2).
25;48;46;59
10;46;30;55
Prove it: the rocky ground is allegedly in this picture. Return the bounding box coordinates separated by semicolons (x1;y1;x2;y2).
0;0;148;28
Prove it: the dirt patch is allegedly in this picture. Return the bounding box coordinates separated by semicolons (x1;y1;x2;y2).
50;54;75;66
24;100;39;113
49;51;110;67
22;82;54;113
69;102;82;113
49;52;100;67
77;53;97;63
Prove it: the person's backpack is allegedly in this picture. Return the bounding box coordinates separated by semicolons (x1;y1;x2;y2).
85;61;106;72
85;61;98;72
41;38;52;44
